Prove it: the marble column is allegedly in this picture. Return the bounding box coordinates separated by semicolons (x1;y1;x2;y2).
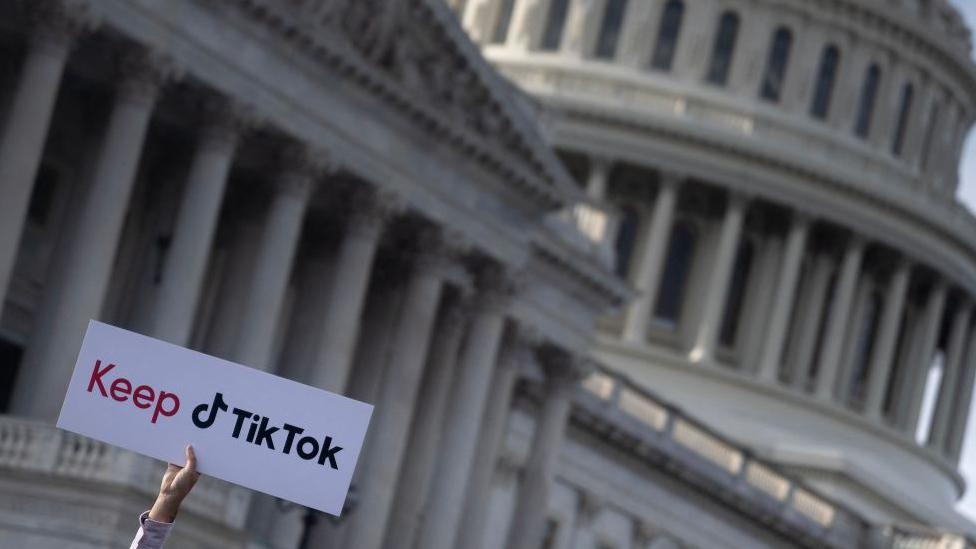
306;188;397;393
863;260;911;419
814;236;865;399
616;0;659;68
835;276;874;403
690;194;746;364
382;295;470;549
343;228;453;549
562;0;605;58
509;0;550;51
900;279;947;433
505;348;589;549
622;175;678;343
12;51;175;420
928;300;972;450
947;324;976;461
232;146;318;371
758;215;809;381
455;332;527;549
415;264;512;549
585;156;611;201
0;3;88;304
203;218;262;357
788;253;833;390
569;491;603;549
150;97;248;345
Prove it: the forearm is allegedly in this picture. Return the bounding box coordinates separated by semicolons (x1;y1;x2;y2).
129;511;174;549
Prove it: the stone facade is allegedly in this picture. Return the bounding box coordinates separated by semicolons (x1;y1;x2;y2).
458;0;976;541
0;0;974;548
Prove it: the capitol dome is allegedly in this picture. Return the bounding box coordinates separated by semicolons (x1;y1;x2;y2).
458;0;976;531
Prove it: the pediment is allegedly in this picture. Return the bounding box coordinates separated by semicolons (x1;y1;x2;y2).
234;0;580;210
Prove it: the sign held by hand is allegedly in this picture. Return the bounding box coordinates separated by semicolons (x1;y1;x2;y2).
57;321;373;516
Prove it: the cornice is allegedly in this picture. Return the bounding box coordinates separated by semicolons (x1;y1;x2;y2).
767;0;976;105
530;221;633;312
493;59;976;292
228;0;573;211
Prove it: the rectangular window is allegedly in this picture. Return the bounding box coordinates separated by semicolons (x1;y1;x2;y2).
595;0;628;60
540;0;570;51
491;0;516;44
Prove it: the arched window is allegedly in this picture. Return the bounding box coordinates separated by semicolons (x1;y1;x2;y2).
490;0;516;44
654;221;697;326
719;240;754;348
595;0;628;59
892;83;915;156
810;45;840;119
854;64;881;138
614;206;641;278
651;0;685;71
705;11;740;86
920;102;941;171
540;0;570;51
759;27;793;102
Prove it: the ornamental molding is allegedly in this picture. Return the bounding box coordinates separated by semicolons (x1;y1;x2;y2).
230;0;578;211
766;0;976;102
539;96;976;295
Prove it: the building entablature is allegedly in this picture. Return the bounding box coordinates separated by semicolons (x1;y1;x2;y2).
460;0;976;199
535;91;976;298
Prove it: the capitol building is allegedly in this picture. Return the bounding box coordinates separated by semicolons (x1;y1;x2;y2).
1;0;976;548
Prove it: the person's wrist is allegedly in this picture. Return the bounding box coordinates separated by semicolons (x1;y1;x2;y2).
148;493;182;523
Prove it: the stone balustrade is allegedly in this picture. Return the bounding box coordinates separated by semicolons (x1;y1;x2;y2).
574;366;976;548
0;415;250;529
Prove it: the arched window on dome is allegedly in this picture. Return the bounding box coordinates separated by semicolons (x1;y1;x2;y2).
595;0;628;59
854;64;881;139
651;0;685;71
920;101;941;172
810;45;840;119
759;27;793;102
540;0;570;51
719;239;755;349
892;83;915;156
654;220;697;327
490;0;516;44
705;11;740;86
614;206;641;278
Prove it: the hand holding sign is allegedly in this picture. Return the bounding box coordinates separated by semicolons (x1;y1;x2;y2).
57;321;373;515
149;445;201;523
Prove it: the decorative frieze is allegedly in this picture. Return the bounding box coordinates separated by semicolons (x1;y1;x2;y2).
232;0;571;210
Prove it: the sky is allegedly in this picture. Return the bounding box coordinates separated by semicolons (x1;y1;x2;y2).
948;0;976;522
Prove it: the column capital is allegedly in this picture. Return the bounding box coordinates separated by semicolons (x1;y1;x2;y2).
574;489;605;527
536;344;595;388
790;210;814;229
633;521;661;546
27;0;97;55
346;185;402;236
117;49;182;107
846;231;868;252
658;170;685;188
410;223;468;275
197;93;260;152
726;190;751;210
273;141;332;200
468;258;520;313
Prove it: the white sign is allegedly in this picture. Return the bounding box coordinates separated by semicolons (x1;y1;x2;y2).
57;321;373;516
